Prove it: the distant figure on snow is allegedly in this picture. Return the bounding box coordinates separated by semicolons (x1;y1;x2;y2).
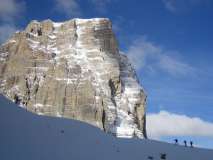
184;140;187;147
190;141;193;148
174;139;178;145
160;153;167;159
148;156;154;160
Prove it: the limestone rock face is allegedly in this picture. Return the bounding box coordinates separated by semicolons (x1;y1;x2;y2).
0;18;147;138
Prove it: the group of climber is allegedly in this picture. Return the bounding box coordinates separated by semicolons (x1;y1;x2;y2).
147;140;195;160
174;139;194;147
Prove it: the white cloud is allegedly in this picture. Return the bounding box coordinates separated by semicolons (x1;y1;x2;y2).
126;36;194;77
89;0;112;13
111;16;124;34
162;0;208;13
54;0;113;17
0;0;24;44
147;110;213;139
54;0;81;17
158;54;194;76
162;0;178;12
0;0;26;22
0;24;17;44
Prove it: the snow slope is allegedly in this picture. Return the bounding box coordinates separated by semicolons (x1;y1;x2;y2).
0;95;212;160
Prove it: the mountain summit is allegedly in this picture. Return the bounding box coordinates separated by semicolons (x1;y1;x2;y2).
0;18;147;138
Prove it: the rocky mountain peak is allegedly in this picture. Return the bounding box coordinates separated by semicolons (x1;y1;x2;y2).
0;18;147;138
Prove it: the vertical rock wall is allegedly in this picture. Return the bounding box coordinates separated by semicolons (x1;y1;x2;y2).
0;18;147;138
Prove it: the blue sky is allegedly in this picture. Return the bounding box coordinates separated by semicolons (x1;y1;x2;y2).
0;0;213;148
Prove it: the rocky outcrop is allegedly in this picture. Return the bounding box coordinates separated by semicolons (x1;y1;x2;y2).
0;18;147;138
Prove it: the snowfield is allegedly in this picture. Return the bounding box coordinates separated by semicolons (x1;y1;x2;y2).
0;95;212;160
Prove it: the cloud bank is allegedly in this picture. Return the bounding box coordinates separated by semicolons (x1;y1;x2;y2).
147;111;213;139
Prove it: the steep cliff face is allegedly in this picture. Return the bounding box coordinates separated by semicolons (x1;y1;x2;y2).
0;18;147;138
